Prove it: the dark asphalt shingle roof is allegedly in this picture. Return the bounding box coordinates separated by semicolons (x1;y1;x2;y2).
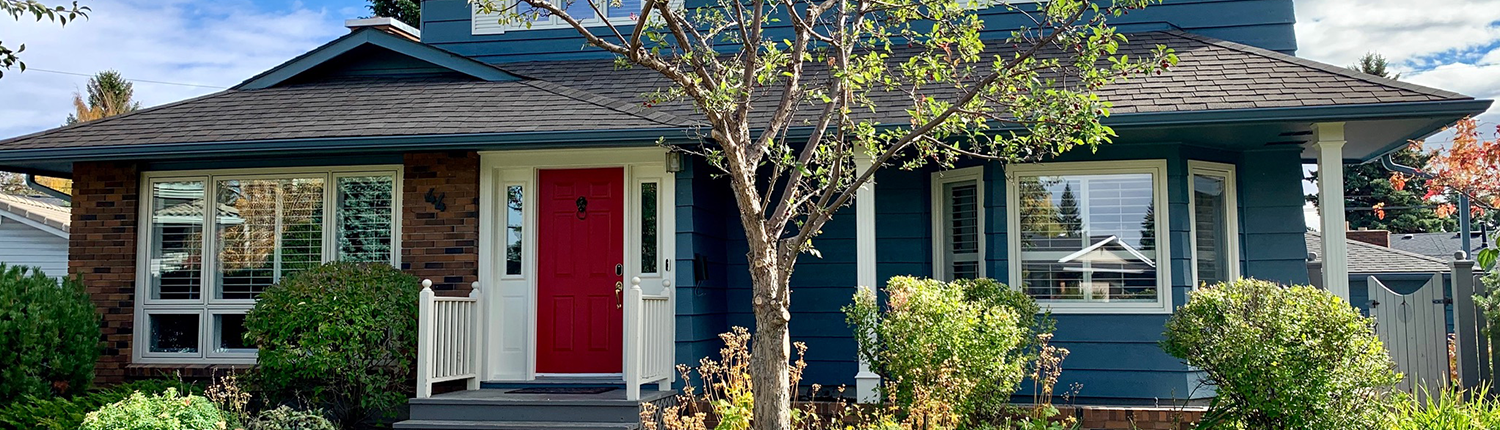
0;31;1476;152
1390;231;1490;260
0;77;691;151
505;31;1472;123
1306;232;1453;274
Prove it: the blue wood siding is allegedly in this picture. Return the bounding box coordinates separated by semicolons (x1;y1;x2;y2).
668;141;1314;403
673;157;733;385
1238;149;1311;284
421;0;1297;64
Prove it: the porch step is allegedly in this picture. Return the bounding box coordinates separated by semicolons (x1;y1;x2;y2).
480;377;627;389
401;388;675;426
393;420;639;430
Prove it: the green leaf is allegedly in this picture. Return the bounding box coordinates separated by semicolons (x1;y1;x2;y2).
1478;247;1497;271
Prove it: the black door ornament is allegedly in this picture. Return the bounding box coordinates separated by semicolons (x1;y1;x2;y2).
576;196;588;219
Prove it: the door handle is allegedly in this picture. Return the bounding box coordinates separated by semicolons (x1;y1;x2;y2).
615;281;624;309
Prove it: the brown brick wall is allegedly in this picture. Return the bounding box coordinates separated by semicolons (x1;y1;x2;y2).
1347;229;1391;248
70;161;141;385
1066;405;1204;430
402;151;481;292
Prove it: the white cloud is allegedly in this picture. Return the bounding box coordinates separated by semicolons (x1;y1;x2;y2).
1297;0;1500;145
1294;0;1500;68
0;0;353;139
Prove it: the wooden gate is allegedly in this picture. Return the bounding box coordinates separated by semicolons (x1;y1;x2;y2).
1368;274;1449;396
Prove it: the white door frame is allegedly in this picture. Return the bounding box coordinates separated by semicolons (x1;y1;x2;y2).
478;147;676;382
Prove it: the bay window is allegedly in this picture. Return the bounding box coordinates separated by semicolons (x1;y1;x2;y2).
1006;160;1171;313
137;166;400;364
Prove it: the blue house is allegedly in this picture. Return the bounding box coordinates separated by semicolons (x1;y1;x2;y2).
0;0;1489;428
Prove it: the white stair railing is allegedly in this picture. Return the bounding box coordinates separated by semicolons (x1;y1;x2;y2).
625;276;675;400
417;280;482;398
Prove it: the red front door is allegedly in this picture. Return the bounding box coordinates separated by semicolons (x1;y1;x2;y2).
536;168;624;374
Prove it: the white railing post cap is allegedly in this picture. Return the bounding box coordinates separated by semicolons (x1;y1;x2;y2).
471;281;480;290
422;279;433;289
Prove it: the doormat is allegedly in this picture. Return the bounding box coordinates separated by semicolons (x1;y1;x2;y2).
507;387;616;395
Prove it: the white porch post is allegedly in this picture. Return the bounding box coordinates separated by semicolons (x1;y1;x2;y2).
1314;122;1350;300
853;155;881;402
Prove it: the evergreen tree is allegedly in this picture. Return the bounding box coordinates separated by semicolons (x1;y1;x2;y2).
1056;184;1082;237
1349;52;1399;80
1305;52;1456;233
1140;202;1156;249
66;70;140;125
368;0;420;28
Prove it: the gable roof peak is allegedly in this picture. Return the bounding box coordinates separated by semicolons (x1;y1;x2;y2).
233;27;520;90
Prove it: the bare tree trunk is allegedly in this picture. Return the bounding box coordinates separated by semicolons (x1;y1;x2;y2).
743;211;794;430
750;291;792;430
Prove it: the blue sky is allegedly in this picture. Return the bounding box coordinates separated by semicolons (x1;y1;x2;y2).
1;0;1498;142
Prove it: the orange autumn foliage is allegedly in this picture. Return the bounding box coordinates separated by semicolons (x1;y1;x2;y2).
1391;117;1500;217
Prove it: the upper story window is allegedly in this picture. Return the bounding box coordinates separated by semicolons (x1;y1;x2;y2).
1006;160;1171;314
473;0;645;34
931;167;985;281
1188;161;1239;287
137;166;401;364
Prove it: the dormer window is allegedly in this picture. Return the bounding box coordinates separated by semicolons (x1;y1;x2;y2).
473;0;646;34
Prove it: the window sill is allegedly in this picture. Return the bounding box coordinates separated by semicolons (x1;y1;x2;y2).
1035;300;1173;315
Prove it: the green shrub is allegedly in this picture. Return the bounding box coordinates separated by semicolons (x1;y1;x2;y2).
247;406;338;430
1161;279;1399;430
845;276;1029;425
79;388;224;430
1389;385;1500;430
0;380;201;430
244;262;419;427
0;264;99;403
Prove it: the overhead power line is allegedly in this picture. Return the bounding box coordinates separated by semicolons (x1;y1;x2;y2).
23;68;228;89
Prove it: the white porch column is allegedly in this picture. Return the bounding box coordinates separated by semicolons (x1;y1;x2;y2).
1314;122;1350;300
853;155;882;403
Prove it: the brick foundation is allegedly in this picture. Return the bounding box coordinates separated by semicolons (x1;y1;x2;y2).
1066;405;1205;430
401;151;481;292
70;161;141;385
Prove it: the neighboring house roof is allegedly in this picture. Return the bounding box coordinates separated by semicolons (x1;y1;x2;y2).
1306;231;1452;274
0;193;70;236
1390;231;1491;260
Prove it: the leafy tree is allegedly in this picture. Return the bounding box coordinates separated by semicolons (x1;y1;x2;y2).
1397;117;1500;268
474;0;1176;426
367;0;419;28
66;70;140;125
1;1;88;78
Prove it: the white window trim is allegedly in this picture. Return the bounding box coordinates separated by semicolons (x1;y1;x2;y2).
1005;159;1172;314
478;147;676;382
134;165;403;365
1187;160;1240;288
472;0;680;35
930;166;986;281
